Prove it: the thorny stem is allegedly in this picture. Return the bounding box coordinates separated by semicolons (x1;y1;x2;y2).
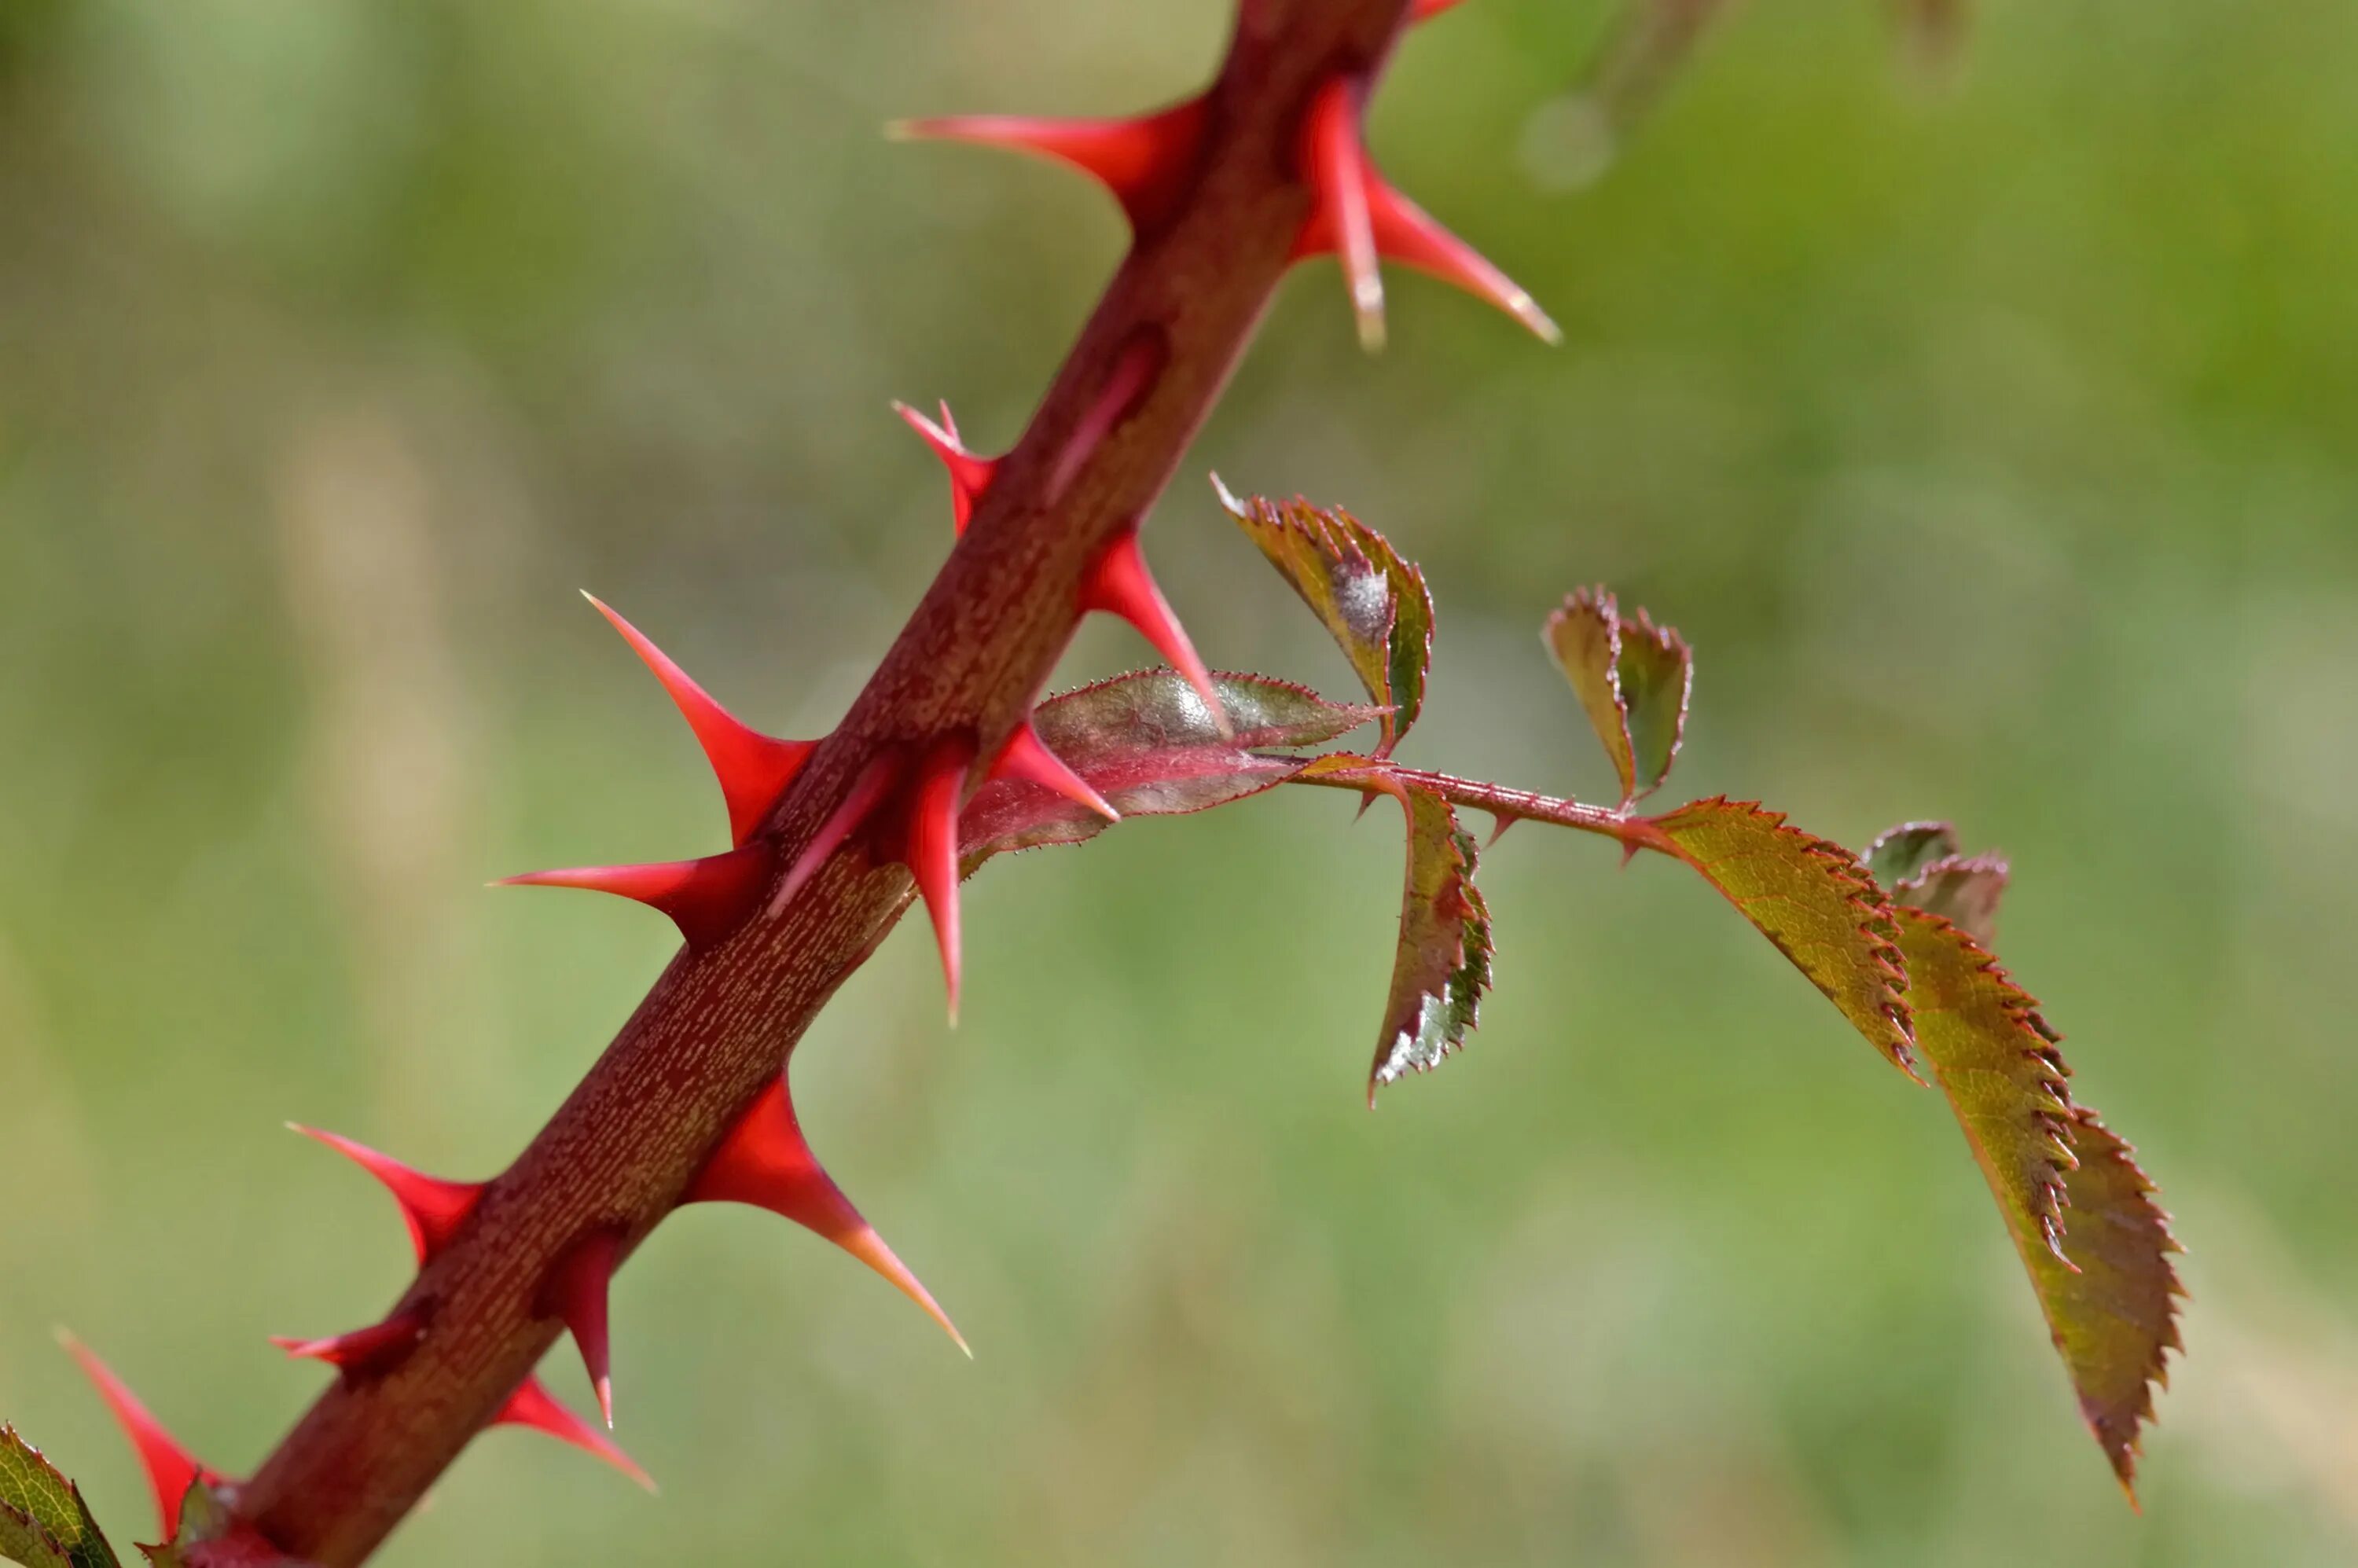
237;2;1420;1561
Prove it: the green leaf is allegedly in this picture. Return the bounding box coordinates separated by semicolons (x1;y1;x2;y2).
1862;820;1958;890
1219;487;1434;755
1644;797;1916;1074
960;670;1379;864
1364;780;1493;1103
1882;835;2182;1493
1543;587;1691;806
0;1427;121;1568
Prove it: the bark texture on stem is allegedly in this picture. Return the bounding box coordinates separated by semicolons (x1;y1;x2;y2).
237;2;1415;1561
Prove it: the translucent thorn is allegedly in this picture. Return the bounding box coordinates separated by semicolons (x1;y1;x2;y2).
582;593;814;846
1079;530;1230;738
1368;178;1562;344
495;842;775;950
767;750;905;917
1305;79;1387;351
494;1375;655;1492
57;1331;208;1537
685;1075;970;1355
990;721;1118;821
270;1312;427;1377
1486;810;1517;847
542;1230;624;1428
904;736;975;1023
892;400;999;535
287;1124;483;1265
889;99;1208;230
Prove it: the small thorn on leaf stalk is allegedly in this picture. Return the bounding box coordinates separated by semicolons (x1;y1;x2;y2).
685;1072;968;1355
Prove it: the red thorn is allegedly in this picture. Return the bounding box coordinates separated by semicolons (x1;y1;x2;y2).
1048;329;1165;505
1411;0;1470;18
270;1311;426;1378
686;1075;969;1356
582;593;814;846
542;1230;624;1428
768;749;905;917
57;1333;211;1537
990;721;1118;822
496;842;775;950
890;99;1207;231
1291;85;1559;347
904;736;975;1022
1367;178;1560;344
1079;530;1229;738
894;400;999;535
1306;79;1387;350
288;1124;483;1265
494;1375;655;1492
1487;810;1516;847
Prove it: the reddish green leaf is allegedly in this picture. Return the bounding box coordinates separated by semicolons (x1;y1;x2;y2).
1644;798;1915;1074
960;670;1379;863
0;1427;120;1568
1863;821;1959;890
1365;780;1493;1102
1543;587;1691;806
1219;487;1434;755
1881;829;2181;1493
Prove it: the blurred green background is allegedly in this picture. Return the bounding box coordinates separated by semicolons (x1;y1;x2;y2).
4;1;2355;1563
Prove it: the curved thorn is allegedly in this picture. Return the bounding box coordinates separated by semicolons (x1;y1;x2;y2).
1079;530;1230;739
542;1230;624;1429
57;1332;207;1537
494;1376;655;1492
893;400;999;535
905;736;975;1022
990;721;1118;821
270;1311;426;1377
496;842;775;949
581;593;814;846
768;749;905;917
286;1124;482;1265
1305;79;1387;351
685;1075;970;1355
1367;178;1562;344
888;99;1207;230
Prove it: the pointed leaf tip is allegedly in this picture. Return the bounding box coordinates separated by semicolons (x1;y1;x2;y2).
497;842;774;949
1221;489;1433;755
582;594;813;845
494;1377;652;1492
57;1336;206;1539
1367;782;1494;1100
1079;531;1229;740
686;1075;968;1353
288;1125;482;1264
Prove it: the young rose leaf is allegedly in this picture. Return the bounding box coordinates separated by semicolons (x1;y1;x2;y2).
1897;854;2009;946
0;1427;122;1568
1218;487;1434;755
1644;798;1916;1074
1863;821;1959;890
959;670;1379;863
1364;779;1494;1103
1543;587;1691;806
1884;838;2181;1493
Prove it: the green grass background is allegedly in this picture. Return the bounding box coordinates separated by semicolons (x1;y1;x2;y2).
4;1;2356;1562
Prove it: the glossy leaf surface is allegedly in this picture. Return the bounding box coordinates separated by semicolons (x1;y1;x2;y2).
0;1428;119;1568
